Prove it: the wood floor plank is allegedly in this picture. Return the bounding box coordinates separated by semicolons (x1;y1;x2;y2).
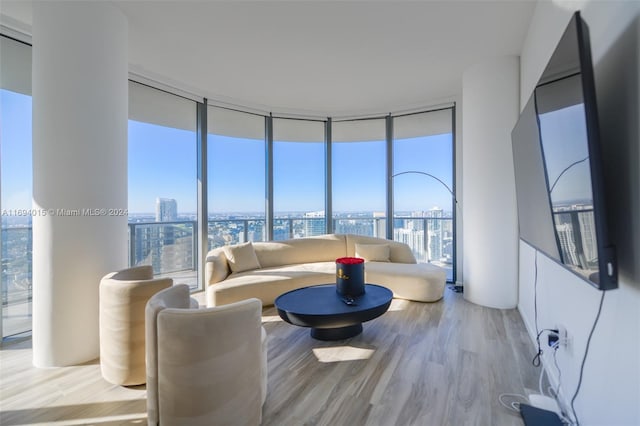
1;290;538;425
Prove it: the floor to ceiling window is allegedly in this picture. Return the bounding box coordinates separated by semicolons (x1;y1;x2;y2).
1;36;33;338
273;118;326;239
0;59;456;307
393;108;455;281
128;81;199;289
332;118;387;237
207;106;266;248
2;34;457;323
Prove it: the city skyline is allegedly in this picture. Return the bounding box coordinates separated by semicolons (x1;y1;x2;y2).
125;208;455;217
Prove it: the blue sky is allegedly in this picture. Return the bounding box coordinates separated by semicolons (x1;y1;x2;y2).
394;134;453;211
538;103;592;205
1;90;32;211
207;132;453;214
129;120;197;213
2;88;454;216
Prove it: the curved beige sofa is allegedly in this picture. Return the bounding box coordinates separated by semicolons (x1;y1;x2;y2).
205;234;446;307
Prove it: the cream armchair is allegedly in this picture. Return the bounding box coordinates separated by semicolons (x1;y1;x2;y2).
146;285;267;426
99;265;172;386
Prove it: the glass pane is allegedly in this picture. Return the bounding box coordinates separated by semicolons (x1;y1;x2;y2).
208;106;266;248
1;89;33;338
273;118;325;240
332;119;386;237
393;110;454;281
1;36;33;338
538;99;597;275
128;82;198;290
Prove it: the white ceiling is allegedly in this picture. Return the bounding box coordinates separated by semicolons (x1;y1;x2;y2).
1;1;536;118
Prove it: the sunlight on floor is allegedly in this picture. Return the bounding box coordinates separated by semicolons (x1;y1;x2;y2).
0;346;31;356
387;299;409;311
25;413;147;425
312;346;375;363
261;315;282;323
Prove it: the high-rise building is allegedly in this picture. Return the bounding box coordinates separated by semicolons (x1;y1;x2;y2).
427;207;444;261
373;212;386;238
556;222;580;266
428;230;442;262
133;222;193;275
394;227;425;262
578;209;597;263
155;198;177;222
303;210;325;237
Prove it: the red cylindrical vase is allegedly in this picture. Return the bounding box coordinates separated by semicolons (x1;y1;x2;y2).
335;257;365;297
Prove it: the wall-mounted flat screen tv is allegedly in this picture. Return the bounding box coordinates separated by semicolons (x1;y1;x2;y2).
511;11;617;290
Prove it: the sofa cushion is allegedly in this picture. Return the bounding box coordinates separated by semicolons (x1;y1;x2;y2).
355;243;390;262
253;234;346;268
346;234;416;263
224;242;261;273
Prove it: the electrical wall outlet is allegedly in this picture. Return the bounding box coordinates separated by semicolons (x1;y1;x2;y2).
556;324;571;350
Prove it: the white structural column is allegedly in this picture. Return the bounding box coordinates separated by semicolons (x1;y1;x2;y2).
461;56;520;309
32;2;128;367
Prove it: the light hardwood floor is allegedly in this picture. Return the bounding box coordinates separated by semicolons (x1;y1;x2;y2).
1;290;539;425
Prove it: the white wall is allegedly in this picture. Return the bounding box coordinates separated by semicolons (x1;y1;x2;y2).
462;56;520;309
518;1;640;425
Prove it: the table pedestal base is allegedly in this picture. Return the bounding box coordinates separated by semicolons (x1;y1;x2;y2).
310;324;363;341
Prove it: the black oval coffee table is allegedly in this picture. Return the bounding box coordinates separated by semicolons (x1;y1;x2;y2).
275;284;393;341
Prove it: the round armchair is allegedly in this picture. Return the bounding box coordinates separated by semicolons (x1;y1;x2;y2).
99;265;172;386
146;285;267;426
